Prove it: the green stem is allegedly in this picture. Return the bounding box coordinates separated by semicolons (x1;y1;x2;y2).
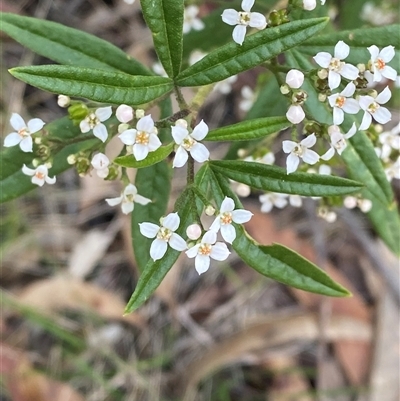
187;155;195;185
174;85;189;110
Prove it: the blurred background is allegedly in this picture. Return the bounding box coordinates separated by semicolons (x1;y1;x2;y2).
1;1;399;400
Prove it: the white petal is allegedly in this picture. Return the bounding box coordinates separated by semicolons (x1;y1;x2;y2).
96;168;109;178
139;222;159;238
95;106;112;122
136;115;154;132
135;194;152;205
313;52;331;68
380;45;395;62
300;133;317;148
173;146;188;168
169;233;187;251
210;242;230;261
333;107;344;125
359;96;373;111
220;197;235;213
162;212;180;231
241;0;255;12
319;164;332;175
359;112;372;131
376;86;392;104
31;176;45;186
221;9;239;25
133;144;149;161
374;107;392;125
286;153;300;174
274;195;288;209
148;134;162;151
220;224;236;244
10;113;26;131
302;149;320;165
372;68;383;82
119;129;137;145
382;66;398;81
27;118;45;133
340;64;359;80
186;244;200;258
289;195;302;207
342;99;360;114
321;146;335;160
344;123;357;139
45;175;56;185
4;132;21;147
195;255;210;275
232;25;247;45
260;199;273;213
171;126;188;145
124;183;138;196
105;195;123;206
209;218;221;232
190;142;209;163
328;71;341;90
79;120;91;133
22;164;35;176
341;82;356;97
334;41;350;60
282;140;297;153
232;209;253;223
368;45;380;60
202;230;217;245
191;120;209;141
286;105;305;124
121;201;134;214
19;137;33;152
150;239;168;261
91;153;110;169
249;12;266;29
93;124;108;142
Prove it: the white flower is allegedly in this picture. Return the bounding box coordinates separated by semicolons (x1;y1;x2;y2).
259;192;288;213
282;134;320;174
344;196;372;213
322;123;357;159
221;0;267;45
209;197;253;244
359;87;392;130
289;194;303;208
139;213;187;261
385;157;400;181
303;0;316;10
186;224;202;240
239;85;256;112
172;120;209;168
183;5;205;34
185;231;230;275
286;104;305;124
367;45;397;82
118;115;161;161
286;69;305;89
214;75;238;94
116;104;133;123
91;153;110;178
22;164;56;186
313;41;359;90
105;183;151;215
328;82;360;125
79;106;112;143
4;113;45;152
378;123;400;161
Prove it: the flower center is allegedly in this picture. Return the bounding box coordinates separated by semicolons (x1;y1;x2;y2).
136;131;150;145
220;212;233;225
35;171;45;180
182;136;196;151
87;113;100;129
329;58;344;72
375;58;386;71
293;145;304;157
157;227;172;242
18;127;30;138
334;138;346;150
125;193;135;203
335;96;346;108
368;102;379;114
198;243;212;256
238;11;251;25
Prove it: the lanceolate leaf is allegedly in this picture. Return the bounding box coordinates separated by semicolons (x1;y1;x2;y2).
196;165;350;297
299;25;400;73
141;0;184;78
126;188;196;312
114;143;174;168
209;160;363;197
9;65;174;105
206;117;290;142
131;161;172;272
0;12;151;76
176;17;328;87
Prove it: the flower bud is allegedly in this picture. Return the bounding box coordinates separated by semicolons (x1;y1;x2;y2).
268;10;280;27
236;183;251;197
368;89;378;98
76;157;91;176
292;90;308;105
32;158;40;167
357;63;366;73
126;145;133;154
37;145;50;159
286;69;304;89
135;109;145;119
317;69;328;80
186;224;202;240
175;119;188;129
280;84;290;95
318;93;327;102
343;196;357;209
359;199;372;213
118;123;130;134
68;103;88;123
237;148;247;158
325;211;337;223
303;0;317;11
106;165;119;180
34;137;42;145
205;205;215;216
67;154;77;165
116;104;134;123
57;95;71;108
286;105;305;124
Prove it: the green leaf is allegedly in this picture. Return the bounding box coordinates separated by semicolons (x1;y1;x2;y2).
114;143;174;168
126;188;196;312
196;165;350;297
9;65;173;106
0;117;98;203
206;117;290;142
209;160;363;197
176;18;328;87
299;25;400;73
0;12;151;76
140;0;184;78
131;161;172;272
